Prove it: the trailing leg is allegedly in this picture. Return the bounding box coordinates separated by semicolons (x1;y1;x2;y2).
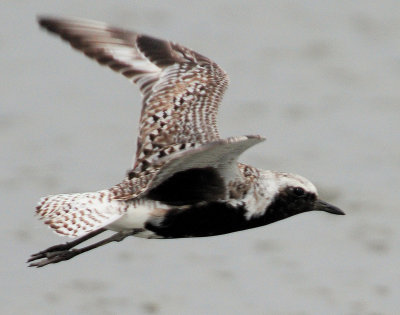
27;229;136;268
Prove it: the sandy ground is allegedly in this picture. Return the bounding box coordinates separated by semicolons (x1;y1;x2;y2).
1;1;400;314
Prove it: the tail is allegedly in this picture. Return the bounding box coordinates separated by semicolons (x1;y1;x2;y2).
36;190;123;238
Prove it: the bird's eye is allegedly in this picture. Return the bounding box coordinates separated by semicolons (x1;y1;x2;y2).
292;187;305;197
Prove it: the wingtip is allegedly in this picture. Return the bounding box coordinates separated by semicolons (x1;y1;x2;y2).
37;15;55;25
245;134;266;142
37;15;60;32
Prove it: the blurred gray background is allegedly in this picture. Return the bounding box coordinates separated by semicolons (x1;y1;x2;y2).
1;1;399;314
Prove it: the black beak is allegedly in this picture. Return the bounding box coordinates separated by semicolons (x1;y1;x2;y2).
314;200;345;215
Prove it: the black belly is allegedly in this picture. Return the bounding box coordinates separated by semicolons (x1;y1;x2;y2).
144;201;286;238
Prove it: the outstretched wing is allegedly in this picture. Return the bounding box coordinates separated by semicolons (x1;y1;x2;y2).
38;17;229;170
110;135;265;203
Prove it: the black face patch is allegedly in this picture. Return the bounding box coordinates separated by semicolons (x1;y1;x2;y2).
266;187;317;219
146;167;225;206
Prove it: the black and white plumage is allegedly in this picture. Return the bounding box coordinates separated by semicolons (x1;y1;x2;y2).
28;17;344;267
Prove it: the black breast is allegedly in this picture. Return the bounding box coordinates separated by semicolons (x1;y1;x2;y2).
145;188;316;239
145;201;296;238
145;202;247;238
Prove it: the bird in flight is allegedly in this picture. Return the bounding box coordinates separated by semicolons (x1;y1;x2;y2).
28;17;344;267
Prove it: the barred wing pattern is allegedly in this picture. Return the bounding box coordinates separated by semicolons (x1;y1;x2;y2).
35;17;260;237
39;17;229;171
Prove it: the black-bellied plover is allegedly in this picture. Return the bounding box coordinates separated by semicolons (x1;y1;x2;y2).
28;17;344;267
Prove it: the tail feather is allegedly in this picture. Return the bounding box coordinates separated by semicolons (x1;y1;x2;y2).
36;190;124;237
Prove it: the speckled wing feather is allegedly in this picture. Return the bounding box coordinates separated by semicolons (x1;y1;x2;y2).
110;135;265;201
34;18;266;239
38;17;229;171
148;135;265;190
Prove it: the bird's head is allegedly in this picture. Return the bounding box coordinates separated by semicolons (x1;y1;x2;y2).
260;171;345;220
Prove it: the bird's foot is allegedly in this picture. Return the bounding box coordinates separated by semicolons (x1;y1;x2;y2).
27;248;79;267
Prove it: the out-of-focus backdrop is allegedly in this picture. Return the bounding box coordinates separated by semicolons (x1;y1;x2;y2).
2;1;399;314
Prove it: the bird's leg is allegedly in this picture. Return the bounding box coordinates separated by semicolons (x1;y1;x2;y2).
27;228;107;263
27;229;136;268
